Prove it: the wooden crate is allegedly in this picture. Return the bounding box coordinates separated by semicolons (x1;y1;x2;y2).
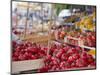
12;59;44;74
64;36;95;50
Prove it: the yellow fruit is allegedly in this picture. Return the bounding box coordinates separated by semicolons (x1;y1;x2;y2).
85;18;93;25
88;50;95;55
87;24;93;29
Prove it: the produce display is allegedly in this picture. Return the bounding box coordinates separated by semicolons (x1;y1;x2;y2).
12;41;47;61
75;14;95;31
58;29;96;47
12;41;96;72
38;44;95;72
12;1;96;74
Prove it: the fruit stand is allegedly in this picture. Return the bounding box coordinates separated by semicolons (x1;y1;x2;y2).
12;1;96;74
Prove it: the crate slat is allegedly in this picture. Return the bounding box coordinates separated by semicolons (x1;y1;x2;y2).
12;59;44;73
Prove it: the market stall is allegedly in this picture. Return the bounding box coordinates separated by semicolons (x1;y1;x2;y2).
12;1;96;74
